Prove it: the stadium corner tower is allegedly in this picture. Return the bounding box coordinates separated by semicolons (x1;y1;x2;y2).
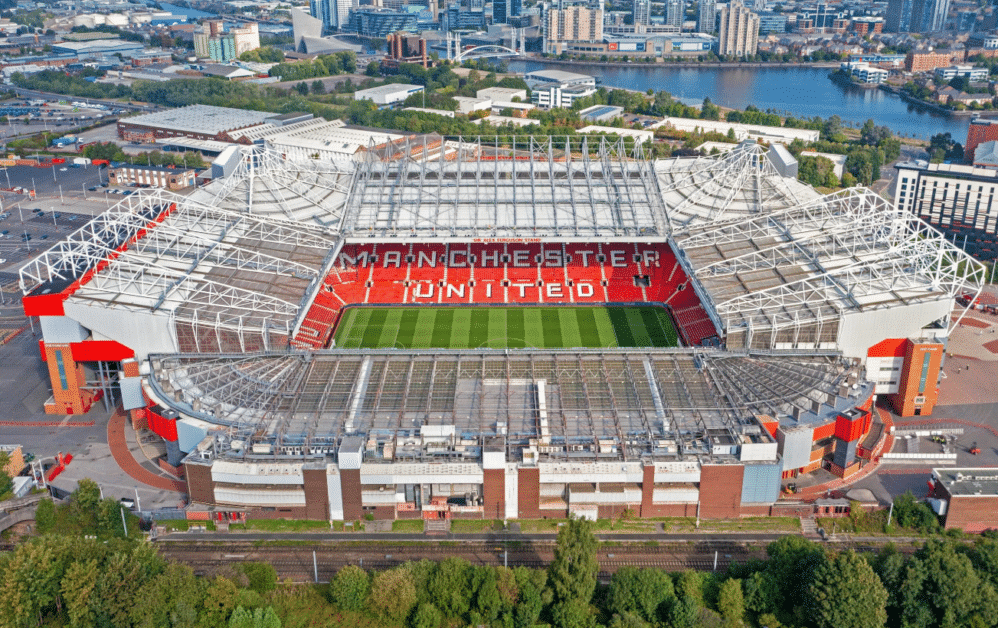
19;138;985;521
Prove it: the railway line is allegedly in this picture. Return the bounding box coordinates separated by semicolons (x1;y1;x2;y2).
155;538;910;583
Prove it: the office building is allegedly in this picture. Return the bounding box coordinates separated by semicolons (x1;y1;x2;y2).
894;159;998;260
718;0;759;56
698;0;716;32
934;65;989;82
757;12;786;33
311;0;351;30
494;0;508;23
347;8;418;36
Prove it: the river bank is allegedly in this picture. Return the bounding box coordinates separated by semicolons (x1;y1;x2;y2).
877;84;998;118
507;61;971;139
518;55;841;71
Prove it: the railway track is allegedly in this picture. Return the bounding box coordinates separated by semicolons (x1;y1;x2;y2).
156;540;766;582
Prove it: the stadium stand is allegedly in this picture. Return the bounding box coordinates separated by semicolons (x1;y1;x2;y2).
304;241;715;348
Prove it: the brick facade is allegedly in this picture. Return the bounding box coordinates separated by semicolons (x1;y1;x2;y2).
699;464;744;519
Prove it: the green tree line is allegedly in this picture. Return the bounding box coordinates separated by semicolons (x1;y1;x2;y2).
6;502;998;628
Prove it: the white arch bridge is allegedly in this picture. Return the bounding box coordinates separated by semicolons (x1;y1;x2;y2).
453;45;522;62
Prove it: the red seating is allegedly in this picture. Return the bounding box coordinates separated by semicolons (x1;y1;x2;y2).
291;239;717;349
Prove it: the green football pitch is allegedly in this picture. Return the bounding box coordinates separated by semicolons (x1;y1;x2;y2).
333;306;680;349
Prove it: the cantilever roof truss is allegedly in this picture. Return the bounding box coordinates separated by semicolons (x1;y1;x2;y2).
19;188;341;334
341;135;668;239
148;349;857;461
676;187;987;336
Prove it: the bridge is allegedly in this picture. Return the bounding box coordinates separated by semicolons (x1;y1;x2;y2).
453;45;522;62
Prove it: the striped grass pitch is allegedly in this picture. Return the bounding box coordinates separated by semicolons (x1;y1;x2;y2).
333;306;680;349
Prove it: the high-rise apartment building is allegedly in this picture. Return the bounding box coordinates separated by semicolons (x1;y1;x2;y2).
546;5;603;41
310;0;351;31
918;0;950;32
633;0;651;26
665;0;683;28
698;0;716;32
718;0;759;56
193;20;260;61
887;0;948;32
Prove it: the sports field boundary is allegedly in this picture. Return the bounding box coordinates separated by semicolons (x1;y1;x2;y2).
332;303;682;350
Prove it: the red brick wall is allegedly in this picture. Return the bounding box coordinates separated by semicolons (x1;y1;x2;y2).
302;468;329;521
518;467;540;519
340;469;363;521
184;463;215;505
640;465;654;517
699;465;744;519
483;468;506;519
890;341;943;416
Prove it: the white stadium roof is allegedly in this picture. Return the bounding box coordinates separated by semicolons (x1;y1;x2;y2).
656;142;819;230
19;139;985;359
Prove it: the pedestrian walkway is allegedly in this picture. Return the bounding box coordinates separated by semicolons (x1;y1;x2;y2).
107;410;186;493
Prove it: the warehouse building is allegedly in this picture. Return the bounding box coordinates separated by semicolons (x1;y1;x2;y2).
117;105;283;143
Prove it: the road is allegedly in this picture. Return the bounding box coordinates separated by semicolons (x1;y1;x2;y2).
9;87;158;113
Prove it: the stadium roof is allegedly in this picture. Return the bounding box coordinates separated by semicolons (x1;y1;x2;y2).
340;136;668;239
188;146;354;228
19;188;340;353
148;348;862;461
674;187;986;346
656;143;819;230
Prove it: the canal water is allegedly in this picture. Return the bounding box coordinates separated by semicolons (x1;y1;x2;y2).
508;60;970;140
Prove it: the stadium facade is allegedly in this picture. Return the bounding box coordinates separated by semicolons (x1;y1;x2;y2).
20;138;985;521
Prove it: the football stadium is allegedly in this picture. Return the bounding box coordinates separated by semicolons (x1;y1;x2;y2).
19;137;987;522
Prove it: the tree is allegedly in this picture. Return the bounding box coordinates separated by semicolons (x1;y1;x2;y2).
239;562;276;594
410;602;442;628
664;596;700;628
329;565;369;612
369;566;418;622
0;451;12;498
230;606;281;628
716;579;744;626
311;80;325;95
606;567;674;623
427;557;472;619
34;497;56;533
548;516;599;606
807;550;887;628
551;599;597;628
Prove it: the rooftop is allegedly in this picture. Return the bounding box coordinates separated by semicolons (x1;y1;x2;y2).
148;348;851;463
525;69;594;83
121;105;275;135
973;140;998;167
934;468;998;496
355;83;423;97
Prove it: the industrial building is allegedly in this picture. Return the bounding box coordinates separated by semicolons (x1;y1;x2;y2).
18;139;984;522
354;83;424;107
117;105;284;143
108;165;197;191
929;468;998;532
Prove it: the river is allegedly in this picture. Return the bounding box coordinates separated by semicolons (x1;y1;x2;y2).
508;60;969;140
